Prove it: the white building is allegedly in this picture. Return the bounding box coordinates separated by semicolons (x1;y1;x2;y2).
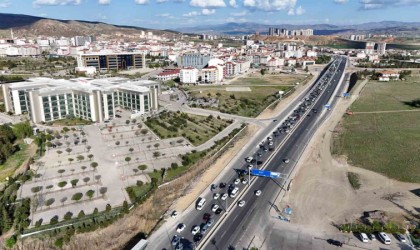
1;77;160;123
180;67;199;84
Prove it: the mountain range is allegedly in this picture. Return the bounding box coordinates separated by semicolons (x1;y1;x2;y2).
175;21;420;36
0;13;180;38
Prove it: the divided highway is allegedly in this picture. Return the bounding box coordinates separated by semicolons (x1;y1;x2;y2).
149;56;347;250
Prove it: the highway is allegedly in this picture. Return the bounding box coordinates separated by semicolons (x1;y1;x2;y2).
149;56;347;250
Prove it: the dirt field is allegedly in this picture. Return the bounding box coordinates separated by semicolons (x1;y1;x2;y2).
279;78;420;234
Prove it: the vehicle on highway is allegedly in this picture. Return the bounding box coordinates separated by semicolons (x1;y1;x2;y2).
242;178;248;184
245;156;253;163
234;178;240;185
211;184;217;190
238;200;246;207
255;190;262;196
211;204;219;212
200;224;209;234
172;235;181;246
206;218;214;227
219;182;226;189
176;223;186;233
267;136;273;141
283;158;290;164
396;234;406;242
196;197;206;210
359;233;369;243
203;213;211;221
230;186;239;198
268;141;273;146
191;226;200;235
175;242;183;250
327;239;343;247
171;210;178;218
215;208;223;214
213;193;220;200
313;108;318;113
220;193;228;200
378;232;391;245
193;233;203;242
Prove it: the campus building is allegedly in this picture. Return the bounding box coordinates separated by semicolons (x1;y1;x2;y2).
76;52;146;71
177;53;211;69
1;77;159;123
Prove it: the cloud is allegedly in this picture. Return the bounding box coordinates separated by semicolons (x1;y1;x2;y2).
156;13;174;18
244;0;297;12
295;5;305;15
98;0;110;4
183;8;216;16
190;0;226;8
33;0;81;5
229;0;237;7
134;0;148;4
359;0;420;10
0;0;10;7
156;0;169;3
333;0;347;3
231;10;247;16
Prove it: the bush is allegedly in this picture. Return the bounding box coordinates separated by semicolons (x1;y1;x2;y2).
54;237;64;248
106;204;112;212
171;162;178;169
5;235;17;248
50;215;59;225
71;192;83;201
64;211;73;220
347;172;361;190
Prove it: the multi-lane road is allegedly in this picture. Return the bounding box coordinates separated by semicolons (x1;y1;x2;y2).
149;56;348;250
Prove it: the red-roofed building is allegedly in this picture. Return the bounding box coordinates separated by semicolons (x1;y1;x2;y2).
156;69;180;81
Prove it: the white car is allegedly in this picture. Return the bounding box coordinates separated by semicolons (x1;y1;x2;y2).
268;141;274;146
221;193;228;200
242;178;248;184
234;178;240;185
213;193;220;200
396;234;406;243
283;158;290;164
212;204;219;212
176;223;186;233
171;210;178;218
360;233;369;243
255;190;262;196
191;225;200;235
238;200;246;207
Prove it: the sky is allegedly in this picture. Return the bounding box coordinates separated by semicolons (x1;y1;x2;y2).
0;0;420;29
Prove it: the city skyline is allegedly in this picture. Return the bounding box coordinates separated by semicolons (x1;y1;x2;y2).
0;0;419;29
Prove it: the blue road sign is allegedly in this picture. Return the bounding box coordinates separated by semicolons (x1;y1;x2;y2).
343;93;350;97
250;169;281;178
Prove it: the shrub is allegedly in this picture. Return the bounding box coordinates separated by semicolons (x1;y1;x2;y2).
50;215;59;225
347;172;361;190
71;192;83;201
5;235;17;248
54;238;64;248
64;211;73;220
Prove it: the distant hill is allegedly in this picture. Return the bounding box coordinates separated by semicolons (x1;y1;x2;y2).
175;21;420;37
0;13;180;38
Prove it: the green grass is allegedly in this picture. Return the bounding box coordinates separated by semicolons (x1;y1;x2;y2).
334;76;420;183
0;142;33;181
126;183;153;202
145;112;231;146
347;172;361;190
47;118;92;126
229;74;306;86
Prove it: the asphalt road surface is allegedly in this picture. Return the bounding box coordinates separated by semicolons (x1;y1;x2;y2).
150;56;347;250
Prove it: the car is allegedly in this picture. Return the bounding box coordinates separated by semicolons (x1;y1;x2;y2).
221;193;228;200
172;235;181;246
171;210;178;218
211;204;219;212
219;182;226;189
369;233;376;240
245;156;253;162
283;158;290;164
193;233;203;242
200;225;209;234
273;119;278;122
203;213;211;221
257;152;263;157
211;184;217;190
268;141;274;146
215;208;223;214
176;223;186;233
191;225;200;235
234;178;240;185
206;218;214;227
255;190;262;196
267;136;273;141
359;233;369;243
327;239;343;247
396;234;406;242
262;146;268;151
238;200;246;207
242;178;248;184
313;109;318;113
213;193;220;200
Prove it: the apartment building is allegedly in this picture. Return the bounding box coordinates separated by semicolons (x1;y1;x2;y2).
201;66;218;83
76;52;146;71
156;69;180;81
177;53;211;69
1;77;159;123
180;67;199;84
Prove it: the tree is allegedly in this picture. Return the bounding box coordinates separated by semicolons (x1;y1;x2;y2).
137;123;142;129
64;211;73;220
136;180;143;186
81;166;87;171
71;193;83;202
76;155;84;162
78;210;85;218
115;141;120;146
153;151;161;159
105;203;111;212
68;158;74;164
133;168;139;175
86;145;91;152
138;164;147;174
125;120;130;125
65;148;72;155
100;187;108;197
70;179;79;187
91;162;98;171
140;129;148;135
45;198;55;208
93;208;99;214
58;169;65;176
60;197;67;205
83;177;90;185
2;207;12;231
125;156;131;164
58;181;67;189
154;143;160;149
31;186;42;193
57;150;63;156
131;119;137;124
5;235;17;248
50;215;59;225
135;131;140;137
87;154;94;161
129;147;134;153
95;175;101;182
86;190;95;199
122;200;129;213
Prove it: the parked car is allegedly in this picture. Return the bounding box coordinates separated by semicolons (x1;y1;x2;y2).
219;182;226;188
193;233;203;242
172;235;181;246
176;223;186;233
221;193;228;200
396;234;406;243
206;218;214;227
211;204;219;212
213;193;220;200
359;233;369;243
215;208;223;214
171;210;178;218
191;226;200;235
327;239;343;247
369;233;376;240
234;179;240;185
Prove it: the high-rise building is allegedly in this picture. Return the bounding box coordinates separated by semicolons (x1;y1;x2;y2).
377;42;387;55
77;52;146;71
268;27;275;36
365;42;375;55
177;53;211;70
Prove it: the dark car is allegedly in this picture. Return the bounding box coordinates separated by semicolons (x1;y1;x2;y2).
211;184;217;190
219;182;226;189
327;239;343;247
194;233;203;242
203;213;211;221
215;208;223;214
